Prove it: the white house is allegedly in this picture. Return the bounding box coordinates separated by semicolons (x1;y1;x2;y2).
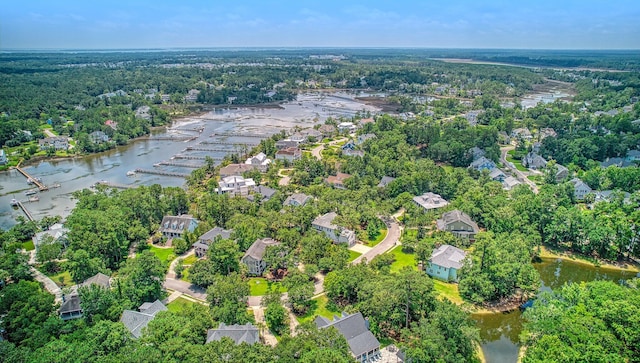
312;212;356;246
412;192;449;211
158;215;198;239
337;122;357;133
245;153;271;172
215;175;256;196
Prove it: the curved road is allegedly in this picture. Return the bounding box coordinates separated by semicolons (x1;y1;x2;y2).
500;145;539;194
351;219;401;265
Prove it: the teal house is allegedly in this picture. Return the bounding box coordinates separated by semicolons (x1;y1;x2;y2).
426;244;467;282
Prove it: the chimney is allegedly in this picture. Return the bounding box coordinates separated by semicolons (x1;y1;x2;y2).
364;317;370;330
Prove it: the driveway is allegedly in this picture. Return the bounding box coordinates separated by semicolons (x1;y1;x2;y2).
500;145;539;194
163;278;208;301
351;219;401;265
32;267;63;303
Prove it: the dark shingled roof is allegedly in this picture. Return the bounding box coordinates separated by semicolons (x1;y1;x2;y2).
315;312;380;358
206;323;260;345
436;210;479;233
59;295;81;314
81;272;111;289
198;227;233;243
120;300;167;338
243;238;280;261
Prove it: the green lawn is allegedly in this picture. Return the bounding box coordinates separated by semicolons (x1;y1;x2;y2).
167;297;196;313
22;240;35;251
364;228;387;247
388;246;417;273
182;254;198;266
47;270;73;288
433;279;463;305
248;277;287;296
297;295;341;324
180;268;192;283
348;250;362;262
506;150;528;171
401;229;418;242
147;245;176;266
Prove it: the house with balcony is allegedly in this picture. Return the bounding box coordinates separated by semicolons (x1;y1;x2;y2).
158;215;198;239
312;212;356;246
241;238;280;275
436;210;480;242
426;244;467;282
193;227;234;258
215;175;256;196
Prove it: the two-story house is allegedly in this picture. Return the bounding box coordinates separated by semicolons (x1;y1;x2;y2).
436;210;480;242
315;312;380;362
426;244;467;282
412;192;449;211
311;212;356;246
275;147;302;162
159;215;198;239
245;153;271;172
215;175;256;196
570;178;593;200
193;227;234;258
241;238;281;275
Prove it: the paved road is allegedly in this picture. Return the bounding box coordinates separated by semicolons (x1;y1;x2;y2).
32;267;63;303
163;278;208;301
351;219;401;265
311;138;347;160
252;307;278;346
500;145;539;194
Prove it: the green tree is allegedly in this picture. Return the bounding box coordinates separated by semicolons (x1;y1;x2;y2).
116;250;166;307
206;273;250;325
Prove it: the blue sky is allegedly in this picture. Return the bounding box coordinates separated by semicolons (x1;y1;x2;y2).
1;0;639;49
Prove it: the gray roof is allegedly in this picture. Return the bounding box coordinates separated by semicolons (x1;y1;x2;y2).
60;295;82;314
120;300;167;338
315;312;380;357
312;212;339;230
469;147;486;161
219;163;257;177
159;215;197;234
206;323;260;345
488;168;506;179
430;244;466;270
284;193;312;206
250;185;277;201
81;272;111;289
377;176;396;188
198;227;233;243
243;238;280;261
436;210;479;233
412;192;449;210
469;156;496;170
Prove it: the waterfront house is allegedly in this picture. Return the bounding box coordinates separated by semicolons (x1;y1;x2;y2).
219;163;258;178
325;172;351;189
275;147;302;162
289;133;307;145
32;223;68;250
426;244;467;282
337;122;357;133
315;312;380;362
39;136;69;150
275;139;300;150
120;300;167;338
312;212;356;246
283;193;313;207
206;323;260;345
241;238;280;275
104;120;118;130
89;131;110;144
193;227;234;258
245;152;271;172
158;215;198;240
215;175;256;196
436;210;480;242
412;192;449;211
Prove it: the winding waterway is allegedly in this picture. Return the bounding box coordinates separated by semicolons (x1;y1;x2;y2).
0;92;378;229
475;258;638;363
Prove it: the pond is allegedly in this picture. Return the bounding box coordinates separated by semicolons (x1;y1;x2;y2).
474;257;638;363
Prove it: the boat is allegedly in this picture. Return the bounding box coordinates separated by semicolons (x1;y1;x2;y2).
26;177;42;185
519;300;534;310
24;189;37;196
29;195;40;202
126;170;136;176
10;198;18;206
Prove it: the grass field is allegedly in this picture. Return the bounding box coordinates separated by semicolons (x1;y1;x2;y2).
47;270;73;288
22;240;35;251
433;279;464;305
147;245;176;266
167;297;196;313
388;246;417;273
401;229;418;242
181;254;198;266
348;250;362;262
506;150;528;171
364;228;387;247
296;295;341;324
248;278;286;296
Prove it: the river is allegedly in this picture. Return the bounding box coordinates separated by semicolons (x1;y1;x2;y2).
474;257;638;363
0;92;379;229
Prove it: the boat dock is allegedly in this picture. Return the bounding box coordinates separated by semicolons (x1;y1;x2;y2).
184;146;237;152
155;161;203;169
94;181;135;190
200;140;259;146
134;169;190;178
211;132;270;139
15;200;35;221
172;154;226;161
15;163;48;191
147;136;198;141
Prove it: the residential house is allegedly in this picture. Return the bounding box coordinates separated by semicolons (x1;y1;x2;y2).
104;120;118;130
318;124;337;137
315;312;380;362
120;300;167;338
219;163;258;178
241;238;280;275
464;110;484;126
248;185;277;203
593;190;631;205
275;139;300;150
300;128;322;141
488;168;507;182
540;128;557;139
59;272;111;321
341;141;364;157
0;149;7;165
245;152;271;172
522;152;547;170
39;136;69;150
312;212;356;246
32;223;68;250
626;150;640;164
275;147;302;162
469;156;496;172
600;157;627;168
289;133;307;145
135;106;152;120
161;94;171;102
555;164;569;182
468;147;486;161
511;128;533;140
502;176;522;190
325;172;351;189
412;192;449;211
184;89;200;103
337;122;356;133
426;244;467;282
570;178;593;200
89;131;110;144
158;215;198;239
206;323;260;345
377;176;396;188
436;210;480;242
359;117;375;125
283;193;313;207
356;133;376;145
215;175;256;196
193;227;233;258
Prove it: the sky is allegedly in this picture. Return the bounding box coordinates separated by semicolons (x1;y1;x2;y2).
1;0;639;50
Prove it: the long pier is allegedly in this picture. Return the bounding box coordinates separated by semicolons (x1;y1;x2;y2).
173;154;226;161
15;164;48;191
16;201;35;221
184;145;236;152
135;169;190;178
155;161;203;169
211;132;270;139
199;140;258;146
148;136;197;141
94;181;135;190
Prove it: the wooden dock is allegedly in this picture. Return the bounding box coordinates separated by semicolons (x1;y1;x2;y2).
15;163;48;191
173;155;226;161
95;181;135;190
155;161;203;169
147;136;197;141
16;200;35;221
184;145;236;152
211;132;270;139
135;169;190;178
199;140;258;146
